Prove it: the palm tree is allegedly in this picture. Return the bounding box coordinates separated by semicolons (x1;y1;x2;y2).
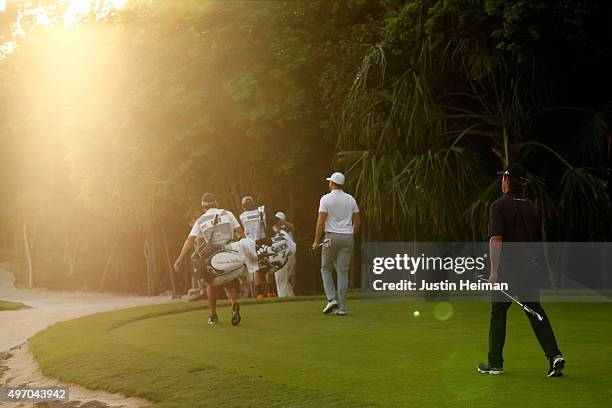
336;34;611;244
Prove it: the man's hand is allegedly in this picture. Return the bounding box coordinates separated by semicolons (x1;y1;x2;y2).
312;212;326;251
488;273;498;284
174;236;195;273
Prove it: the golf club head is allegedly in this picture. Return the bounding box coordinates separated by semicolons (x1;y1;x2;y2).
523;306;544;322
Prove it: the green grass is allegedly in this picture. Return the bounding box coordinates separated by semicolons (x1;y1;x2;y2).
30;298;612;407
0;299;24;311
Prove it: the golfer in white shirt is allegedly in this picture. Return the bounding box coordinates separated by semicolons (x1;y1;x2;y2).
312;172;360;315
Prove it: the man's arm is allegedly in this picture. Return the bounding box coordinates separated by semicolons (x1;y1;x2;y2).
487;201;504;283
228;212;245;240
352;212;361;235
312;212;327;249
174;236;196;272
489;235;502;283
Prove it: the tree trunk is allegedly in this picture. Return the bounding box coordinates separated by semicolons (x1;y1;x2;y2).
13;226;19;257
23;220;33;288
144;235;151;296
151;228;158;295
160;225;176;295
144;230;158;296
100;240;119;290
64;233;80;277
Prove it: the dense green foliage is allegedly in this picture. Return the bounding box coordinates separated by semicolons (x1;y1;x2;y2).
30;298;612;407
0;0;610;292
338;0;612;241
0;0;382;292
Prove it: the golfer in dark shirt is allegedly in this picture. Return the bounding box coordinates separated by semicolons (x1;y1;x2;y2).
477;163;565;377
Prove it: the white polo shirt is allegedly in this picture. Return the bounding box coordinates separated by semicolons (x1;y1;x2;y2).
318;189;359;234
240;206;267;241
189;208;241;245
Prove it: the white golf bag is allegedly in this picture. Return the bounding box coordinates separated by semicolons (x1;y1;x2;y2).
191;241;247;287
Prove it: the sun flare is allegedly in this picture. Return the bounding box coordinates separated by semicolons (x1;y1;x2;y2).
0;0;128;58
64;0;128;27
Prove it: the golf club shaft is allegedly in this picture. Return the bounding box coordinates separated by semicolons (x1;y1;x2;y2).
477;277;544;321
498;291;542;321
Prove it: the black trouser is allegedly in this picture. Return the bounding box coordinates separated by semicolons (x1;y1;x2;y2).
488;298;562;367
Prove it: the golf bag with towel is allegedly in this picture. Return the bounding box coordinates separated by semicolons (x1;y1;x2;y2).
190;232;293;288
190;212;247;287
256;231;295;275
242;204;292;275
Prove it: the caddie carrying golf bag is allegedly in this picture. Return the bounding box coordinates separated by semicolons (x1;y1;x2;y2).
256;231;294;275
191;240;247;287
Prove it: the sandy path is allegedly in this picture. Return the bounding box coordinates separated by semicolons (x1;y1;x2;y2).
0;265;178;407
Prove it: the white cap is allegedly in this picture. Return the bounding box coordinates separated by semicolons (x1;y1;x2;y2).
326;172;345;185
275;211;286;220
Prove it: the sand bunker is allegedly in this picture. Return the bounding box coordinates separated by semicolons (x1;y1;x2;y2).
0;265;176;407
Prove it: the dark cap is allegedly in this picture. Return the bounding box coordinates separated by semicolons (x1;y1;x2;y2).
201;192;217;206
497;163;527;182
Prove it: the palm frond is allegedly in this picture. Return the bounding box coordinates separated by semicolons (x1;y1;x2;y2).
556;167;611;239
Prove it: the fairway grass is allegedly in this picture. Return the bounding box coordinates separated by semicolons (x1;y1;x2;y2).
0;299;24;311
30;298;612;407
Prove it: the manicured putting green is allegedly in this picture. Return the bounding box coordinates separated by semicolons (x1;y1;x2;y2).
30;299;612;407
0;299;24;311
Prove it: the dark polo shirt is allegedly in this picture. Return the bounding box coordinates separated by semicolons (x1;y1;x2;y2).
488;191;546;290
488;192;540;242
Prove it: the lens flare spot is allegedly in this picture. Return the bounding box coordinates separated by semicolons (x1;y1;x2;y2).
433;302;454;321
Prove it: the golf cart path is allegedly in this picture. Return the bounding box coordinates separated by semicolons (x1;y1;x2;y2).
0;265;175;407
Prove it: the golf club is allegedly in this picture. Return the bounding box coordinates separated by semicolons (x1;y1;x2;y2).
319;238;331;248
476;275;544;322
310;238;331;253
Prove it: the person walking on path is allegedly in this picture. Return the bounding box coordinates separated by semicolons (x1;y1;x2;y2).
273;211;296;297
240;196;278;298
312;172;360;316
174;192;243;324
